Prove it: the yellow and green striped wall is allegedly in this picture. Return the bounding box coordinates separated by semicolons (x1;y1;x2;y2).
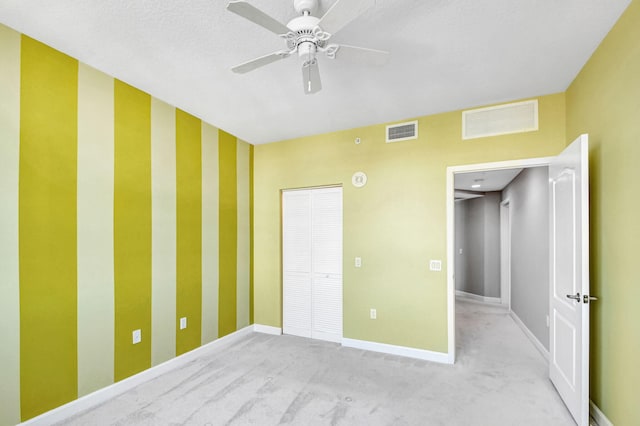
0;24;253;424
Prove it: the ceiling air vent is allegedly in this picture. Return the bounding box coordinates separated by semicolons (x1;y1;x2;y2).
462;100;538;140
386;120;418;143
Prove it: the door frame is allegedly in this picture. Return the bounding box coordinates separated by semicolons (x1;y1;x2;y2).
500;199;511;309
446;156;553;362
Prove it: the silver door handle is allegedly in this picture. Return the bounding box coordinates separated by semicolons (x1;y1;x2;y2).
566;293;581;301
583;295;598;304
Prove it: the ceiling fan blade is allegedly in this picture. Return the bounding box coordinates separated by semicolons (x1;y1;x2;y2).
231;51;290;74
302;59;322;94
328;44;389;66
227;1;291;35
317;0;375;36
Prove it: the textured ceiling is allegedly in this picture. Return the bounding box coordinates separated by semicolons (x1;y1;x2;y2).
455;168;524;192
0;0;630;144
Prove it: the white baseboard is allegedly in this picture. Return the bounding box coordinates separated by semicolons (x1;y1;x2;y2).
509;311;549;362
253;324;282;335
456;290;502;305
590;400;613;426
18;325;254;426
342;337;453;364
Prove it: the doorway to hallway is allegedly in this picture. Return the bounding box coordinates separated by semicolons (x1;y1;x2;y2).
447;135;593;426
453;165;551;362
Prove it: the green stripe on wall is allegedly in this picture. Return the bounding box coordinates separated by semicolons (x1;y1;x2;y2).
0;23;21;426
151;98;177;365
237;141;251;329
19;36;78;420
249;144;254;324
201;123;220;345
77;63;115;396
114;80;152;381
176;109;203;355
218;130;238;337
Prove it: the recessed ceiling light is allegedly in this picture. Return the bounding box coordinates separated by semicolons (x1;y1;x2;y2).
471;184;481;189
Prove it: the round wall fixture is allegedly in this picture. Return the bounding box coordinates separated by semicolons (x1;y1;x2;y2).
352;171;367;188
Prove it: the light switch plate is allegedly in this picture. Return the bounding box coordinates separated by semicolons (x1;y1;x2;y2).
429;260;442;271
355;257;362;268
180;317;187;330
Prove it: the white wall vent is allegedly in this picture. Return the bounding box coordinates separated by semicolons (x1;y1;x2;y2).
462;100;538;140
386;120;418;143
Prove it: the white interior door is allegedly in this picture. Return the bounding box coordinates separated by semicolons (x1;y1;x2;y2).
282;187;343;343
282;190;312;338
549;134;591;425
310;188;343;342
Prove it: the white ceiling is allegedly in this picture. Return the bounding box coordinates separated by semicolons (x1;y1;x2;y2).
454;168;524;192
0;0;630;144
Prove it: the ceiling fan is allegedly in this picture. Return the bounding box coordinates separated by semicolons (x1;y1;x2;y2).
226;0;389;94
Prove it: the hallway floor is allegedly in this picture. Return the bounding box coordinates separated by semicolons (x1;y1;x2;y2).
60;299;575;425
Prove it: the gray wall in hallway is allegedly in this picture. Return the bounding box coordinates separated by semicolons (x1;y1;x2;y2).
503;166;550;350
467;197;485;295
455;193;500;298
483;192;501;298
454;200;468;293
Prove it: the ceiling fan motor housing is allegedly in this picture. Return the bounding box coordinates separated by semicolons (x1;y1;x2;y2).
286;15;327;57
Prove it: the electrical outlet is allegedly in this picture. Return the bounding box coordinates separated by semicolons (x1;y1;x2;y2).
180;317;187;330
355;257;362;268
370;308;377;320
132;329;141;344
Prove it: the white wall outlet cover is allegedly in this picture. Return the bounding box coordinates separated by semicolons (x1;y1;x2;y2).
180;317;187;330
355;137;361;145
355;257;362;267
352;171;367;188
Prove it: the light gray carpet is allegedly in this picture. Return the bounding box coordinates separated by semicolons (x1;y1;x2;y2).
60;300;574;425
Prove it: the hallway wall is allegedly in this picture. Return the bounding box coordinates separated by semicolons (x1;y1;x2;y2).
502;167;550;350
454;200;468;293
455;193;500;298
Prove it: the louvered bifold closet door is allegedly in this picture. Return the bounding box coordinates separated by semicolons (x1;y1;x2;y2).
311;188;343;342
282;191;312;338
282;187;343;343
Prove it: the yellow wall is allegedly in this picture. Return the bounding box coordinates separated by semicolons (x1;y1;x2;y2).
0;25;252;423
566;1;640;423
254;93;566;352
